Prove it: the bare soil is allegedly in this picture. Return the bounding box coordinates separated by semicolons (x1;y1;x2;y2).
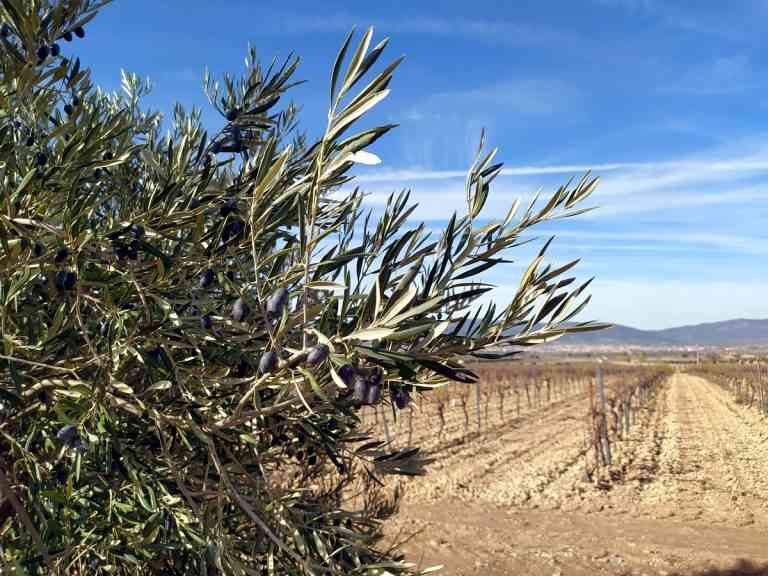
384;373;768;575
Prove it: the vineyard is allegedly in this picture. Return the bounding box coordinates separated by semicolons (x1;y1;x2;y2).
358;361;768;576
359;362;671;484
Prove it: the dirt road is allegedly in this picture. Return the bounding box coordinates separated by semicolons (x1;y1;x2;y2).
385;373;768;575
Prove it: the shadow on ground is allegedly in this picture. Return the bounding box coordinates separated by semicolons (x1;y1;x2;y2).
674;560;768;576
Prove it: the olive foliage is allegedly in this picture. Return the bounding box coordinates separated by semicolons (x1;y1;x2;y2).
0;0;605;574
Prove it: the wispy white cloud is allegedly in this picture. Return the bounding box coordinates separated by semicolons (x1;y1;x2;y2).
532;229;768;255
356;163;629;184
478;280;768;330
407;79;584;119
392;78;584;167
357;155;768;188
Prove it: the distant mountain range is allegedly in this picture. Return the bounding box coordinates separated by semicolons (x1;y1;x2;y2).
549;318;768;347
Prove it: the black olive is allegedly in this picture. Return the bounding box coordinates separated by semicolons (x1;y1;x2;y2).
36;45;49;61
0;23;10;38
103;150;114;161
72;95;80;106
189;197;200;210
54;464;67;484
306;344;329;366
220;218;244;247
219;197;237;217
33;243;44;257
258;351;278;375
25;135;34;146
36;152;47;166
127;240;139;260
211;141;222;154
147;346;164;364
131;224;144;238
307;454;317;466
338;364;356;386
54;247;69;263
64;272;77;290
50;43;60;57
232;297;249;322
114;243;129;259
200;314;212;330
369;369;383;388
266;287;289;316
226;108;239;122
62;31;73;41
352;375;369;404
391;387;411;409
74;26;85;38
366;382;381;405
64;104;73;116
56;424;77;446
199;269;215;289
93;168;103;179
233;357;251;378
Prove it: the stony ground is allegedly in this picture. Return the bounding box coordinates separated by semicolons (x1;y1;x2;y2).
382;373;768;575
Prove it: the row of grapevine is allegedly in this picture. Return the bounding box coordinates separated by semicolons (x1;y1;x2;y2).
359;362;671;469
689;363;768;414
584;365;671;482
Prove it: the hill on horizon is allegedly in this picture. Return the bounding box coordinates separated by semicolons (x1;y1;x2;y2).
549;318;768;347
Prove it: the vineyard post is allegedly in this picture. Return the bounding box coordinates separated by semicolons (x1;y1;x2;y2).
475;379;482;432
597;365;613;466
407;405;413;445
623;397;631;436
380;404;391;445
460;393;469;437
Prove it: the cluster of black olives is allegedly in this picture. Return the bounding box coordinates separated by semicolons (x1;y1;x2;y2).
337;364;411;408
110;223;144;260
49;245;77;291
33;26;84;65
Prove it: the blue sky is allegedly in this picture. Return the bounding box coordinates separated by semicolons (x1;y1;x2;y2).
73;0;768;329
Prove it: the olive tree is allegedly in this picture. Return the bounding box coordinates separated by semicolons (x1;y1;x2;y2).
0;0;605;574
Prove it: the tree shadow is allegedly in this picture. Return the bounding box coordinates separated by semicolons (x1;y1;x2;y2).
672;560;768;576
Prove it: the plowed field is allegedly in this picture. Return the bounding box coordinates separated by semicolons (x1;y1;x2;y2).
384;373;768;575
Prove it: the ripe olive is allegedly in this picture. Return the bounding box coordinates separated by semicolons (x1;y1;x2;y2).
266;287;289;316
259;351;278;375
56;424;77;446
352;375;369;404
54;247;69;263
366;382;381;405
232;297;249;322
338;364;356;387
306;344;329;366
199;269;215;289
